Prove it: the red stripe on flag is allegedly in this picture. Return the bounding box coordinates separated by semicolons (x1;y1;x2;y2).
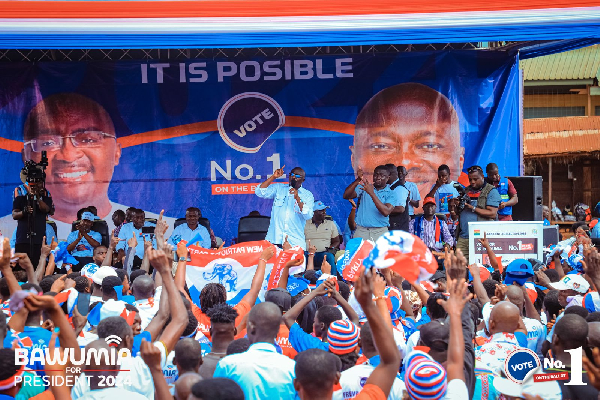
54;291;70;305
268;249;304;290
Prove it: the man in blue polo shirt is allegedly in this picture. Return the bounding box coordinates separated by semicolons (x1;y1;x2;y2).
116;208;156;268
343;165;398;242
425;164;460;219
168;207;211;249
66;211;102;268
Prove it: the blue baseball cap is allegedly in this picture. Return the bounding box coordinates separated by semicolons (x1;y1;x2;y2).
504;259;533;286
81;211;97;221
314;201;328;211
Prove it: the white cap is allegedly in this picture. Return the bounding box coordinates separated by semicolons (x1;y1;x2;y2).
81;263;100;280
92;266;118;285
552;274;590;294
100;299;129;321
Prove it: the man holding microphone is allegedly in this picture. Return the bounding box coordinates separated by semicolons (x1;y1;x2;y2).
255;165;314;250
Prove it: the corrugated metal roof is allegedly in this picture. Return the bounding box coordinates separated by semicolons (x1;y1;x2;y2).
524;116;600;157
520;44;600;81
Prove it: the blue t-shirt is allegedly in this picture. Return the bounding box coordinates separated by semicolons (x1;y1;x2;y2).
458;186;501;239
66;230;102;257
4;326;59;373
591;220;600;239
289;322;328;353
355;185;399;228
431;182;460;215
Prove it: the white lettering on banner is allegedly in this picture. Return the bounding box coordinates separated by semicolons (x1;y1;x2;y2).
233;109;274;138
141;58;353;83
211;152;284;182
16;347;131;367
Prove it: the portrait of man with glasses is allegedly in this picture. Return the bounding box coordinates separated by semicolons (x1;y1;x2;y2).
0;92;173;239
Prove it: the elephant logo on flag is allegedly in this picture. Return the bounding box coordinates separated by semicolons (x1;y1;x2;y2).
202;263;238;291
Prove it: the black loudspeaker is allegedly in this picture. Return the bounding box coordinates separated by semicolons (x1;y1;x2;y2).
506;176;543;221
543;225;559;247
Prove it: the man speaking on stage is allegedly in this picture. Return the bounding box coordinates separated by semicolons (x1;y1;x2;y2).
255;165;314;250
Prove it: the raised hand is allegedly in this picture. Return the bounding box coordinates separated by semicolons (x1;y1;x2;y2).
147;249;170;273
273;165;285;179
478;232;489;248
155;210;169;238
143;236;153;251
50;237;58;250
14;253;33;270
373;272;386;298
444;248;467;281
127;234;138;249
467;263;481;280
495;283;508;300
40;238;51;258
362;177;375;195
260;245;275;262
109;230;121;248
140;339;163;372
0;238;10;270
282;235;292;251
314;278;336;297
357;166;364;180
50;275;67;293
437;278;472;316
535;270;551;287
308;240;317;255
584;248;600;280
176;241;188;260
284;257;304;269
24;294;58;312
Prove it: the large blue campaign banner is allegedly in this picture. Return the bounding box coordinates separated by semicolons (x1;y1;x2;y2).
0;51;521;242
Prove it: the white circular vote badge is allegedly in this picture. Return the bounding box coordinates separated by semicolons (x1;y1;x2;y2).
217;92;285;153
504;348;541;384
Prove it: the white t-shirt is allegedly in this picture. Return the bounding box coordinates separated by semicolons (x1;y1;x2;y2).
134;286;163;330
71;341;167;400
443;379;469;399
522;317;547;356
405;331;420;356
333;363;406;400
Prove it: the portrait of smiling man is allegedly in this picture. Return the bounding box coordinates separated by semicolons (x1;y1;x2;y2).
351;82;465;211
0;92;173;239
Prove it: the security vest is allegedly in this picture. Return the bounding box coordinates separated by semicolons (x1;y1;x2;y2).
497;177;512;216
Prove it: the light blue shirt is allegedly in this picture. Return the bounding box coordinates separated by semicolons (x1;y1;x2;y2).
404;181;421;216
10;225;54;248
430;181;460;215
591;220;600;239
390;179;409;209
168;223;211;249
116;221;157;259
213;342;296;400
66;230;102;257
255;183;314;250
355;185;398;228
